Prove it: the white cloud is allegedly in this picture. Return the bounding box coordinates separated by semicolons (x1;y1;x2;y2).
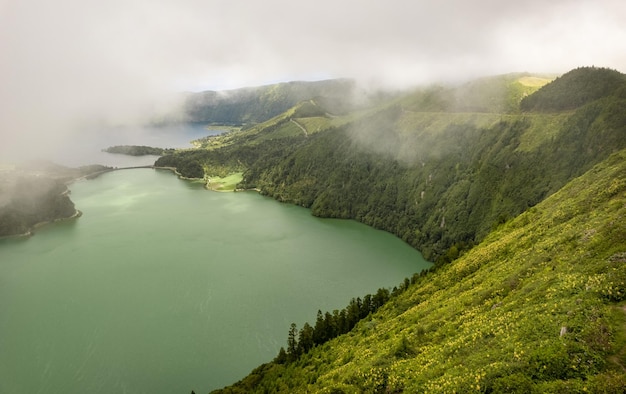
1;0;625;161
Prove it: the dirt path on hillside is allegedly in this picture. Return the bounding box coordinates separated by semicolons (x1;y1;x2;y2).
290;119;308;137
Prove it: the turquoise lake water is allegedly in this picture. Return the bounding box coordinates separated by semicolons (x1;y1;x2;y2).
0;168;430;393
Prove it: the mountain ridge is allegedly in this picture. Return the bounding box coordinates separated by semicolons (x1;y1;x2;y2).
182;79;359;125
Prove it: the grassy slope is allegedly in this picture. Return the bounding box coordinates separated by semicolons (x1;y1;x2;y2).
206;172;244;191
194;73;550;152
199;74;550;165
193;100;335;150
216;148;626;393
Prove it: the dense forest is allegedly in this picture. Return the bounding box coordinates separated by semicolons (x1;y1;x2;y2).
520;67;626;111
103;145;174;156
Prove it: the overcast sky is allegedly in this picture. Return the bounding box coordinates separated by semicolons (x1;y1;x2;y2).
1;0;625;161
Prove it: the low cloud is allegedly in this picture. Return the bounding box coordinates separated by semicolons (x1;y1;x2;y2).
1;0;624;162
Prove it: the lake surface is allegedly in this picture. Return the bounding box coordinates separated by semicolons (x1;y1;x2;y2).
0;169;430;393
42;123;223;168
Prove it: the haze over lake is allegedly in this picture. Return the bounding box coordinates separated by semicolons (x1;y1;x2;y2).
31;123;220;168
0;167;430;393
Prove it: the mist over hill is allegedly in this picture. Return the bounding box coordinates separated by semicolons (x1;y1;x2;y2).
0;163;109;237
182;79;361;125
158;66;626;263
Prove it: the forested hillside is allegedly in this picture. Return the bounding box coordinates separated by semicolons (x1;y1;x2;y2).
0;162;107;236
160;66;626;392
214;147;626;393
157;67;626;264
520;67;626;112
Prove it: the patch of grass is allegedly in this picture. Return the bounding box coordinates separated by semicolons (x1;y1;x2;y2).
206;172;243;191
517;76;554;87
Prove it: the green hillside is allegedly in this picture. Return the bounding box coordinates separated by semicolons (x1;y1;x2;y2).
183;79;358;125
0;162;109;237
157;67;626;392
158;67;626;264
214;147;626;393
520;66;626;112
397;72;554;114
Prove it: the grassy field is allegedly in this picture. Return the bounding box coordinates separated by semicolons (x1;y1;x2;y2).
206;172;243;191
517;76;555;87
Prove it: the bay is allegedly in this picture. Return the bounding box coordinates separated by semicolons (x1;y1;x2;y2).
0;169;430;393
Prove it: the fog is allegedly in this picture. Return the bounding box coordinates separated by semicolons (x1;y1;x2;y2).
1;0;625;164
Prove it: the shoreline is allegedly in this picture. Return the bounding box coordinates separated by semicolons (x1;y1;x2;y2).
1;165;242;240
0;209;83;240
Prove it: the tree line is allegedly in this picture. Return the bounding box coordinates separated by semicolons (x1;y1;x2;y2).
275;273;424;364
103;145;174;156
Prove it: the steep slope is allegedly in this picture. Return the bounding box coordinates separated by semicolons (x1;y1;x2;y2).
214;148;626;393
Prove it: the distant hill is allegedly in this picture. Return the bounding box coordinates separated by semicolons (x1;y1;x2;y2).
520;66;626;112
182;79;359;125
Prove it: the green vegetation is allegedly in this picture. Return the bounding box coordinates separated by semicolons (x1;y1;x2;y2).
177;160;204;178
275;285;409;365
183;79;358;125
161;67;626;392
0;176;76;237
206;172;243;191
103;145;174;156
396;73;553;114
0;162;109;236
213;147;626;393
520;66;626;112
160;68;626;264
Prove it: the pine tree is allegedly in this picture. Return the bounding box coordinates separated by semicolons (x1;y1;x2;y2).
287;323;299;361
298;323;314;353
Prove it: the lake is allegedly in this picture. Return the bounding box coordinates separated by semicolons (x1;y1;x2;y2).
41;123;222;168
0;168;430;393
